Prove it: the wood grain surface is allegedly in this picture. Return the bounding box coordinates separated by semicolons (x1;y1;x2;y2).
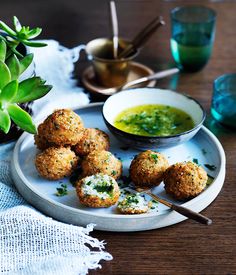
1;1;235;274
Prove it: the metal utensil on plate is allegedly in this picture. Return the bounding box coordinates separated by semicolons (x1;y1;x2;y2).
99;67;179;95
132;187;212;225
110;1;119;59
118;15;165;59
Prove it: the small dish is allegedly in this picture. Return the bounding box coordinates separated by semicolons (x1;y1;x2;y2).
102;88;206;149
81;61;156;100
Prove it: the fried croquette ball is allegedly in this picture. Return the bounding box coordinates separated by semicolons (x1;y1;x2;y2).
81;150;122;180
35;147;79;180
74;128;110;156
34;123;54;150
129;150;169;187
117;194;149;214
76;174;120;207
163;161;208;200
42;109;84;146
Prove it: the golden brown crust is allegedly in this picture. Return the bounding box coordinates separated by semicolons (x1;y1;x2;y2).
74;128;110;156
34;123;55;150
118;207;147;214
163;161;208;200
129;150;169;187
42;109;84;146
35;147;79;180
81;150;122;180
76;174;120;207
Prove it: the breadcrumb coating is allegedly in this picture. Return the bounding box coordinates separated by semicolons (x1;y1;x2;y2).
81;150;122;180
74;128;110;156
42;109;84;146
163;161;208;200
35;147;79;180
76;174;120;207
130;150;169;187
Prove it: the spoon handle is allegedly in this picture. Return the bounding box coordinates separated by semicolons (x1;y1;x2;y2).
121;68;179;90
171;204;212;225
118;16;165;59
145;190;212;225
110;1;119;59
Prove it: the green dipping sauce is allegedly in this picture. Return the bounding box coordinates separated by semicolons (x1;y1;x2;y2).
114;104;194;136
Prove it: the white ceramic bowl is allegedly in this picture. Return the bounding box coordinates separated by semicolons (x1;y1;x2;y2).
102;88;206;149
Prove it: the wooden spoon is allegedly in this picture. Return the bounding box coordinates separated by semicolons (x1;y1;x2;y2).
136;187;212;225
118;16;165;59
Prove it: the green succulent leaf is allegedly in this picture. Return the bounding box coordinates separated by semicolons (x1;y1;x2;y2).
18;27;29;40
6;54;20;80
21;40;47;47
28;28;42;39
0;60;11;89
10;46;23;58
13;16;22;32
0;21;17;36
12;77;52;103
0;35;6;42
0;80;18;102
7;104;36;133
0;39;6;62
0;110;11;134
19;53;33;74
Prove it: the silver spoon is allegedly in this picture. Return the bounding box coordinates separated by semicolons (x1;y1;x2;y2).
110;1;119;59
100;68;179;96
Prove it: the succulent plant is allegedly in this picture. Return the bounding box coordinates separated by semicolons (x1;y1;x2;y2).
0;16;47;59
0;39;52;134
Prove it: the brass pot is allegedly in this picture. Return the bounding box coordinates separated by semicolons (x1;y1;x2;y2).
85;38;139;87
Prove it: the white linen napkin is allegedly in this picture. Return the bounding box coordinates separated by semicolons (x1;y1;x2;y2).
29;40;89;119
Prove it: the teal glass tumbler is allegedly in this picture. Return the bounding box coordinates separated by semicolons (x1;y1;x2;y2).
170;6;216;72
211;74;236;129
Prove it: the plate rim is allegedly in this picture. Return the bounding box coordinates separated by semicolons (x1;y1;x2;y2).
11;102;226;223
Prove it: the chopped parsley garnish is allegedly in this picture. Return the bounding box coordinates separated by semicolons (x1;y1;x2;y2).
150;153;158;163
206;174;214;186
204;164;216;171
111;170;117;176
114;105;194;136
121;189;131;195
56;184;68;196
193;158;199;165
126;195;139;204
93;182;114;194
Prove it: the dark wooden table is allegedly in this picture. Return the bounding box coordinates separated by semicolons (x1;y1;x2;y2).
1;0;236;274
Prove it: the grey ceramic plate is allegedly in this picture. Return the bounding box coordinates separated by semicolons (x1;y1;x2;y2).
11;103;226;232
